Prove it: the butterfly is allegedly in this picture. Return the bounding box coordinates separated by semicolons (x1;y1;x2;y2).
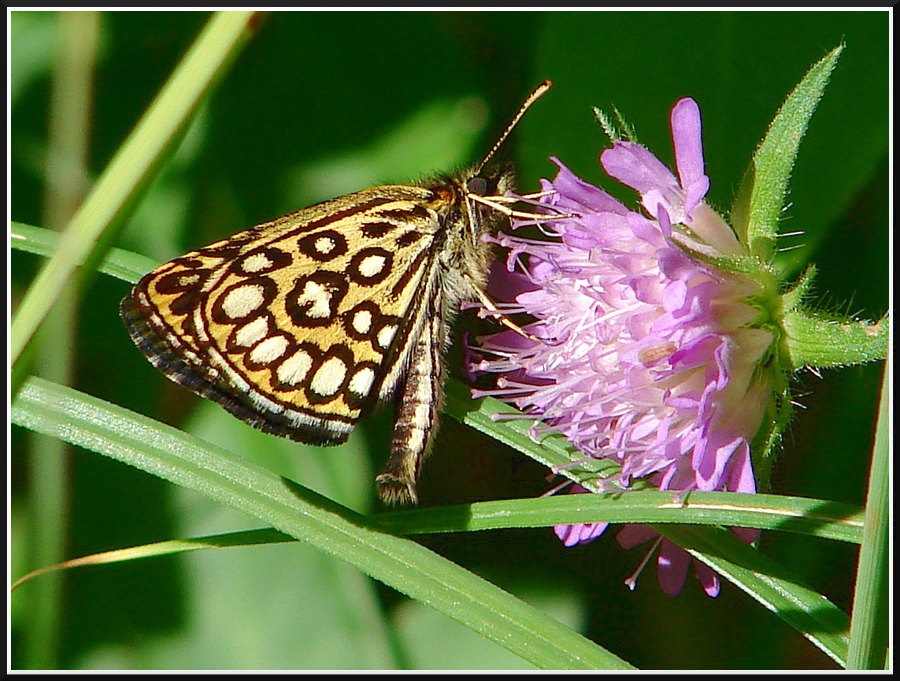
121;81;552;504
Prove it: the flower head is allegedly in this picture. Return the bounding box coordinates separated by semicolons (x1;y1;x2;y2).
471;98;777;595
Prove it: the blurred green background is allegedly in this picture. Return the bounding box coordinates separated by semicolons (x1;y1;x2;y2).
10;10;888;670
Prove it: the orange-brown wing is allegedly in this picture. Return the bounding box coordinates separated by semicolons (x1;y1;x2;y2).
121;185;443;445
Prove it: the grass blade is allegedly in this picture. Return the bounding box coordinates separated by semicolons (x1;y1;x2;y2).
11;376;630;670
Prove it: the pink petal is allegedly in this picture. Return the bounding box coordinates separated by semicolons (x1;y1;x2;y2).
550;157;627;215
657;540;690;596
696;562;721;597
600;142;677;197
671;98;707;203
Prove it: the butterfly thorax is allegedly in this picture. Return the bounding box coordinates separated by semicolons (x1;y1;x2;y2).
422;164;515;311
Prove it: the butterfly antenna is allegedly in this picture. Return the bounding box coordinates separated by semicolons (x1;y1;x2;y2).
475;80;552;175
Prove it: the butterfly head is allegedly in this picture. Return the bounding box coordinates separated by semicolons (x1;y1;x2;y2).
465;161;515;199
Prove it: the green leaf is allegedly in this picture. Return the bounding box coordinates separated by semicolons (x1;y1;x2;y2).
378;491;864;545
730;44;843;262
444;380;623;492
11;376;630;670
661;524;850;668
11;221;156;284
14;370;865;668
13;487;865;591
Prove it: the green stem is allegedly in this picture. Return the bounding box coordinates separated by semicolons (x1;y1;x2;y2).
10;11;257;371
846;358;890;669
25;11;99;670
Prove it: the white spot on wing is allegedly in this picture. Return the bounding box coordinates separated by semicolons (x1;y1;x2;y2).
241;252;274;273
234;316;269;346
358;254;386;278
249;335;289;365
348;367;376;397
314;236;336;254
295;281;333;318
310;356;347;397
377;324;397;350
352;309;373;334
277;349;314;386
222;284;265;319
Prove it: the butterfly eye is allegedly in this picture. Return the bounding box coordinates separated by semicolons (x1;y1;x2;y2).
466;176;489;196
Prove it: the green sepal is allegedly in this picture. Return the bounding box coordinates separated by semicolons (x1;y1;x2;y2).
783;310;889;370
730;44;844;263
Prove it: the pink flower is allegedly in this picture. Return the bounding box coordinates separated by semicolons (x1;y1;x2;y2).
472;98;773;595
